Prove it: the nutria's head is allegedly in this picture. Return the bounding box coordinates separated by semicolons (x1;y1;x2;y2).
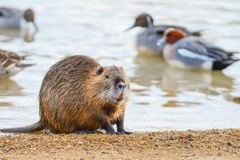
92;65;130;106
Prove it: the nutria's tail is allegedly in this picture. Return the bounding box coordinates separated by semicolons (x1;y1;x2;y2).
0;121;44;133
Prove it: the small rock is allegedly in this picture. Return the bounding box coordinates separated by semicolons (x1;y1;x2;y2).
162;137;168;141
3;147;11;152
78;141;83;146
216;152;222;156
227;142;232;146
27;137;37;141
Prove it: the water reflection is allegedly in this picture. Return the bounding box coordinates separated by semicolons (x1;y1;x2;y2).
130;54;167;87
162;100;201;107
211;71;234;89
0;27;37;42
162;67;233;93
130;54;234;105
131;54;234;90
162;67;212;92
0;79;23;107
0;78;23;96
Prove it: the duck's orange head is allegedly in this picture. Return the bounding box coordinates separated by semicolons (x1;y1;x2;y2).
164;28;186;44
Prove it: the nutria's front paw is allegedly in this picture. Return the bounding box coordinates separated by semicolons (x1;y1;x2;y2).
117;129;133;135
123;131;133;134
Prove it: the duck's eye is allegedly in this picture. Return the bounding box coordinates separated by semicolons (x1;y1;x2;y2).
97;67;104;75
156;30;164;35
105;75;109;79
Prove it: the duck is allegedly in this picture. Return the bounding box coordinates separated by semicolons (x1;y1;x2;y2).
126;13;202;55
0;49;34;78
0;7;38;31
157;28;238;70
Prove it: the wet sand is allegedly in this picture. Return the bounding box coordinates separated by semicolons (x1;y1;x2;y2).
0;129;239;160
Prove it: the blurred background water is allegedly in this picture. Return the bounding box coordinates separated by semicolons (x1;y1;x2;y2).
0;0;239;132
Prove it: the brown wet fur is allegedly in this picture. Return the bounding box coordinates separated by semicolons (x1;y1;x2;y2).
165;29;187;44
39;55;130;133
0;55;130;134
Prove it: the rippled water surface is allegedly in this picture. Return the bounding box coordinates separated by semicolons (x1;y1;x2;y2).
0;0;239;132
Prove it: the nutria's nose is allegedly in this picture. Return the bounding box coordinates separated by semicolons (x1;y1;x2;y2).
117;82;126;89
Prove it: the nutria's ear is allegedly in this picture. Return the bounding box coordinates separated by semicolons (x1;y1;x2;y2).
118;66;123;70
97;67;104;75
118;67;124;72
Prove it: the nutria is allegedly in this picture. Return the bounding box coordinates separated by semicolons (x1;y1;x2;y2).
0;55;131;134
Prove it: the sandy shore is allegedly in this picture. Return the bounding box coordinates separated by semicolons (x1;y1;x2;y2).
0;129;239;160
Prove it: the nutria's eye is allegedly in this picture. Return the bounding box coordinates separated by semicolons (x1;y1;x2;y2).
105;75;109;79
97;67;104;75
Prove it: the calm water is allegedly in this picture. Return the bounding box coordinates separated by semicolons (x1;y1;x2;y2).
0;0;239;132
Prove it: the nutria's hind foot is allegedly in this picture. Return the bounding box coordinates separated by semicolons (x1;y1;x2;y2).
73;130;97;134
105;125;132;135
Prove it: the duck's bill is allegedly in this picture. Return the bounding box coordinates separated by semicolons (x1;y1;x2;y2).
157;38;166;46
124;24;136;32
32;22;38;31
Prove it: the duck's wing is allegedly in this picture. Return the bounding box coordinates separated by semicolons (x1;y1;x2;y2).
0;49;34;78
0;49;27;67
175;48;214;68
0;7;22;28
195;38;234;59
0;7;21;17
0;64;22;78
154;25;202;36
174;38;238;69
173;38;216;68
153;25;185;36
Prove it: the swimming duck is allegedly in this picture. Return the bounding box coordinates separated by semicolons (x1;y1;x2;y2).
0;7;38;31
158;28;237;70
126;13;201;55
0;49;34;78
